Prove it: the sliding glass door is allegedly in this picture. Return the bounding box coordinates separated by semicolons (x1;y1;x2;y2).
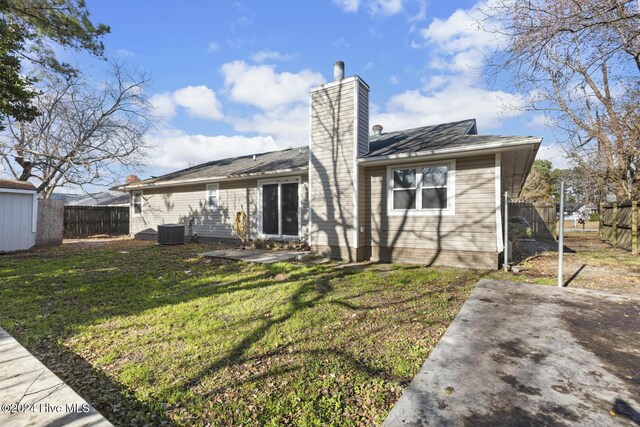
259;178;299;238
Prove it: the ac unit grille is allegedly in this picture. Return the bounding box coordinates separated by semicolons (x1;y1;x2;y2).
157;224;185;245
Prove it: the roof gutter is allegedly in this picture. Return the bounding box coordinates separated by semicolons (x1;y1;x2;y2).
355;138;541;166
119;167;309;191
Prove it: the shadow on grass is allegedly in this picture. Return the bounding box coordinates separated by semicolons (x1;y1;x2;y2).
31;341;175;426
0;243;475;424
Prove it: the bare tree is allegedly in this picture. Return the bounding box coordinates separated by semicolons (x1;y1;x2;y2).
483;0;640;201
0;62;152;197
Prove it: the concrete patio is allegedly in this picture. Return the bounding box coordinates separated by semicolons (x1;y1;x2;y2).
0;328;112;427
384;279;640;426
199;248;309;263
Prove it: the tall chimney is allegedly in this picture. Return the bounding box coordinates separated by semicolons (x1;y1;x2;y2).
309;62;370;261
333;61;345;81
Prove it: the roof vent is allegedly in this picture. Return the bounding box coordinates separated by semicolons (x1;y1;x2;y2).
334;61;344;81
252;154;256;161
298;148;303;154
372;124;383;136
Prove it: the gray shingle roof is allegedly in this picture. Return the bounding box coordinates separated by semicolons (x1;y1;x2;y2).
128;119;540;188
132;146;309;187
365;119;478;157
364;119;541;158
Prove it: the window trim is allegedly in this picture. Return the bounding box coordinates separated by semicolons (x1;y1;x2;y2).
386;160;456;216
257;176;302;240
132;190;143;217
205;183;219;210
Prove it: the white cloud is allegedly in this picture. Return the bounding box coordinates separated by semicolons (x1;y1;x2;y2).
232;104;310;147
372;84;525;132
334;0;360;12
115;49;136;58
422;75;448;91
370;0;404;16
250;50;296;64
408;0;427;22
145;63;325;169
150;86;223;122
420;4;504;74
146;127;281;170
172;86;223;120
422;8;501;52
220;62;325;145
221;60;325;110
208;41;220;53
365;1;524;133
149;93;177;121
537;144;570;169
389;75;400;85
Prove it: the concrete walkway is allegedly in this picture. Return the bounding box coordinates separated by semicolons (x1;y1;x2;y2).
385;279;640;426
0;328;112;427
200;248;309;263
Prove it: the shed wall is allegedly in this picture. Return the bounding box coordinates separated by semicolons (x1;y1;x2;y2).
0;192;36;252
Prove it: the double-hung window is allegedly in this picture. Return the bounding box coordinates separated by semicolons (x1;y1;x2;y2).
132;191;143;216
206;184;219;209
388;161;455;215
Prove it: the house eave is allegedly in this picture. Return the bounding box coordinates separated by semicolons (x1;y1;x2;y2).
356;138;542;166
119;166;309;191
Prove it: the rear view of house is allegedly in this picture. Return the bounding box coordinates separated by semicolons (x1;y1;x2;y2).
121;62;541;269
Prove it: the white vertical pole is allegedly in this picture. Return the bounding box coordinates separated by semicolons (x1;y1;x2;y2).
503;191;509;271
558;180;565;287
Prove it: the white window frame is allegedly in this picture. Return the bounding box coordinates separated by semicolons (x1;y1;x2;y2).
386;160;456;216
206;183;219;210
132;190;143;217
257;176;302;240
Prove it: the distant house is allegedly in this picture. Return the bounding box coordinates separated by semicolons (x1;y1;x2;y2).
119;62;541;269
66;191;129;207
580;203;598;216
50;192;83;205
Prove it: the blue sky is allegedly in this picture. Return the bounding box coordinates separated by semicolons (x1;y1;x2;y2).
80;0;565;182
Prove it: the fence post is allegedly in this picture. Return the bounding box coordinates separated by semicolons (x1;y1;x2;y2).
612;202;618;248
599;202;604;240
632;201;638;255
504;192;509;271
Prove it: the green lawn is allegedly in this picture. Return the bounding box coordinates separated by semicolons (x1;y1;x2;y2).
0;240;480;426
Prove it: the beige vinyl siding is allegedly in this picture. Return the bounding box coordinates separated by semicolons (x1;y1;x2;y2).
356;81;369;157
310;80;357;249
357;164;366;251
130;175;309;241
364;155;498;254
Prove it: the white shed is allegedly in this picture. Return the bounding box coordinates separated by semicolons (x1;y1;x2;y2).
0;180;38;252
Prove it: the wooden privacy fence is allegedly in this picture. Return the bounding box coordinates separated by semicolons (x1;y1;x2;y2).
64;206;129;237
600;202;639;254
508;202;557;240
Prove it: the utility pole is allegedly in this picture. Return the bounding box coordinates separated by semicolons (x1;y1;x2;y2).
558;180;565;287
